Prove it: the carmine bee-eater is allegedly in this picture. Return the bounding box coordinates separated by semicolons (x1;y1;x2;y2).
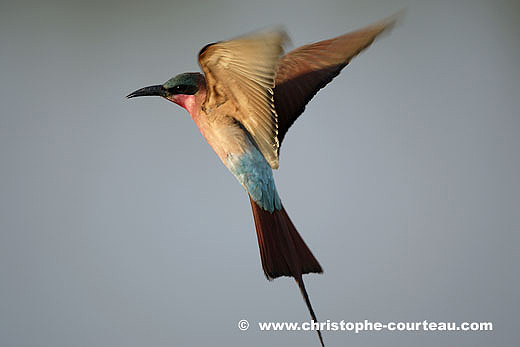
127;14;399;346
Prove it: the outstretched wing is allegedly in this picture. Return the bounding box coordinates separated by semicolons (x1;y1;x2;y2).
274;13;401;147
198;29;287;169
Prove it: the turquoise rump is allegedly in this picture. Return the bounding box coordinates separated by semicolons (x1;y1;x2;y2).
227;148;282;213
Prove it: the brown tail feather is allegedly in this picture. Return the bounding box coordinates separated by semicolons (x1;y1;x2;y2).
249;196;324;346
249;196;322;278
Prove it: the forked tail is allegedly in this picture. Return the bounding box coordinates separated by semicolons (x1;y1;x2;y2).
249;196;324;346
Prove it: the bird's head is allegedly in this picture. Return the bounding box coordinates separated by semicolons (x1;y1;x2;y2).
127;72;205;113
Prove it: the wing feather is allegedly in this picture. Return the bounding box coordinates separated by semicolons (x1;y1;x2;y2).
274;13;402;146
199;29;287;169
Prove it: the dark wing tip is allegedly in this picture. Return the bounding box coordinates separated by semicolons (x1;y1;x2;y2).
198;41;219;58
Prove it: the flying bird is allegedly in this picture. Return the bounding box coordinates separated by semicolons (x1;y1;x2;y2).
127;14;400;346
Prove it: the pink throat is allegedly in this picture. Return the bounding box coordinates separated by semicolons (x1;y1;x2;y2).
171;94;197;115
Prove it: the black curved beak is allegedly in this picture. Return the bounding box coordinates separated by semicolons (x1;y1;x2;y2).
126;85;166;99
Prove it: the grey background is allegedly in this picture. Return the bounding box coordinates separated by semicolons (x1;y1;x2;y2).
1;0;518;346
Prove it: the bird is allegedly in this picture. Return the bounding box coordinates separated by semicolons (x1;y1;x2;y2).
127;14;400;347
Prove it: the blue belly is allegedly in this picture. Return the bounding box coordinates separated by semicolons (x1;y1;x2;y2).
227;147;282;212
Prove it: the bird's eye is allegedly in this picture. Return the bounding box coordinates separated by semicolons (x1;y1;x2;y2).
168;84;197;95
168;84;187;94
